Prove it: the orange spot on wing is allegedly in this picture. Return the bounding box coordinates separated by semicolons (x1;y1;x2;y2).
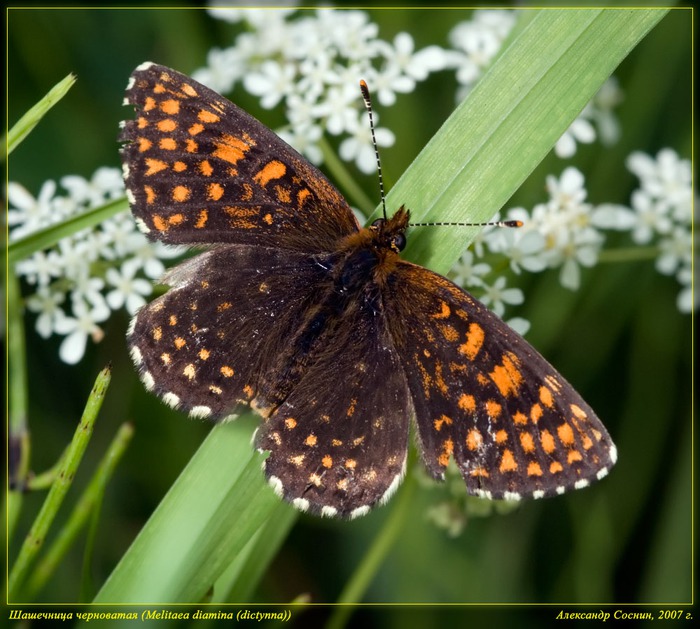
459;322;484;360
557;423;575;446
458;394;476;412
567;449;583;464
173;161;187;172
430;301;450;319
189;123;205;136
285;417;297;429
137;137;152;152
208;182;224;201
527;461;543;476
530;403;543;423
220;366;234;377
540;430;556;454
495;429;508;444
160;99;180;115
438;438;454;467
539;385;554;408
489;352;523;397
485;400;502;419
198;109;220;123
195;210;208;228
254;160;287;187
172;186;190;202
433;414;453;431
157;119;177;132
199;160;213;176
520;432;535;453
466;429;483;451
159;138;177;151
213;133;251;165
499;449;518;473
322;454;333;468
550;461;563;474
513;411;528;425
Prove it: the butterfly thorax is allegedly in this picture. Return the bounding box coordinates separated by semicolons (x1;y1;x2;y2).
252;208;410;416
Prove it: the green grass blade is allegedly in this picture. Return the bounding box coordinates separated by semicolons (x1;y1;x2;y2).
92;416;284;604
23;422;134;601
6;73;76;157
382;8;668;274
8;365;112;600
214;500;297;603
6;272;30;544
7;197;129;266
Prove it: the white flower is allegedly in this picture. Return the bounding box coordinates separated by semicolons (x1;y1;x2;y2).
628;190;672;244
655;226;692;276
485;209;547;274
54;299;110;364
106;260;153;315
7;180;57;240
15;249;63;286
60;167;123;208
627;149;691;218
339;110;395;174
192;47;245;94
450;250;491;288
546;167;588;210
591;77;623;145
26;287;66;339
244;60;297;110
478;276;524;317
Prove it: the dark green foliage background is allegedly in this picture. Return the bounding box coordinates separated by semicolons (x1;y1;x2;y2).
7;5;692;624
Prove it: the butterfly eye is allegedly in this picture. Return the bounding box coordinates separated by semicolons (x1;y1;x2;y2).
391;233;406;252
371;218;385;230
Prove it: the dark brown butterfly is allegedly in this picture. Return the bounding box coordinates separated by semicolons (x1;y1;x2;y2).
120;62;616;519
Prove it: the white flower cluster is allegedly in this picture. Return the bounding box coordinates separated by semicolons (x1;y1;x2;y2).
195;7;452;173
451;149;693;321
625;149;694;312
9;168;183;364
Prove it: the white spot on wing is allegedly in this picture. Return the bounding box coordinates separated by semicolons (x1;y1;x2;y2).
141;371;155;391
129;345;143;365
574;479;589;490
503;491;521;502
267;475;284;498
162;392;180;409
321;505;338;518
596;467;609;480
292;498;309;512
349;505;370;520
136;61;155;72
532;490;545;499
190;405;212;419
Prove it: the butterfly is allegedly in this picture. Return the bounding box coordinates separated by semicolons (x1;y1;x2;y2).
120;62;616;519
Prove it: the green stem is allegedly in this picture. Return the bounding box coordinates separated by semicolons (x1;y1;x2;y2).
7;271;30;543
8;365;112;600
326;472;416;629
24;422;134;601
597;246;661;264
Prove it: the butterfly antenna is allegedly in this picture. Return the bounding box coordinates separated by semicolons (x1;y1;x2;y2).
360;80;388;221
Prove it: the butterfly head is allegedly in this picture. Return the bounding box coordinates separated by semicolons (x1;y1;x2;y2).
369;205;410;254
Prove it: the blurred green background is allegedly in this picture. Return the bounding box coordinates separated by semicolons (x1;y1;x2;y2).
7;5;692;626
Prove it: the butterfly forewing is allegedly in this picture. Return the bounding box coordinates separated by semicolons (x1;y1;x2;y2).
120;62;359;252
384;262;617;501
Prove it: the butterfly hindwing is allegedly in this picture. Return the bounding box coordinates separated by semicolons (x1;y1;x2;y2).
384;261;617;501
127;244;335;420
120;62;359;252
255;289;411;518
